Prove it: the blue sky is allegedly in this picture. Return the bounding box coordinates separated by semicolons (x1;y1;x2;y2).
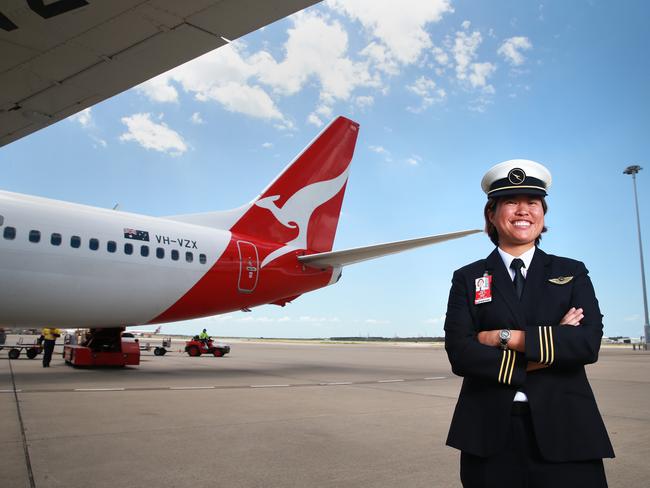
2;0;649;338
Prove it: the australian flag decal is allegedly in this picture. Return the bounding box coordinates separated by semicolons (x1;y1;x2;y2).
123;228;150;241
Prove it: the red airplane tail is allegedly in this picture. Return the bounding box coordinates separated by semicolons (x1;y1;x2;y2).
231;117;359;260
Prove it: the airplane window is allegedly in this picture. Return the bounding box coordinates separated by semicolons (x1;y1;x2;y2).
107;241;116;253
199;253;207;264
0;215;3;226
156;247;164;259
124;243;133;255
89;238;99;251
29;230;41;243
171;249;179;261
186;251;193;263
51;233;62;246
140;245;149;257
70;236;81;248
4;226;16;240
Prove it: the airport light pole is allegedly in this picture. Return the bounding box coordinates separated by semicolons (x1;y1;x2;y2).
623;165;650;344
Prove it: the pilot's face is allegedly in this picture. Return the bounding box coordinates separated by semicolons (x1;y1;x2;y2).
489;195;545;251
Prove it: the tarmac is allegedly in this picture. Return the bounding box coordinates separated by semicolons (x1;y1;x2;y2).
1;340;648;488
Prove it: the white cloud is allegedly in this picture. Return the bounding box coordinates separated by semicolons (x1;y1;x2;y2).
369;144;392;162
307;113;323;127
69;107;93;127
190;112;204;124
406;76;446;112
360;42;400;75
405;155;422;166
119;113;187;156
452;28;496;91
328;0;453;65
205;81;284;120
92;136;107;148
369;145;389;154
453;29;482;81
355;95;374;108
262;142;273;148
498;36;533;66
137;75;179;103
431;46;450;67
468;62;496;89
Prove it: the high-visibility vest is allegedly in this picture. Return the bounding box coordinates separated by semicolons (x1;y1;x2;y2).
42;328;62;341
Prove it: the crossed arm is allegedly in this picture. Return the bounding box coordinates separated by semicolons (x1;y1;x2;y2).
477;307;584;371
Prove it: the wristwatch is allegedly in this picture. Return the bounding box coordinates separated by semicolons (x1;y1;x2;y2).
499;329;511;350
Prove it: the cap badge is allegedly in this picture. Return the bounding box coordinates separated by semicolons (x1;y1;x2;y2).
508;168;526;185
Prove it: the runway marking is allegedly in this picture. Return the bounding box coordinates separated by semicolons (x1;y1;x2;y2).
74;388;125;392
169;386;215;390
5;377;448;394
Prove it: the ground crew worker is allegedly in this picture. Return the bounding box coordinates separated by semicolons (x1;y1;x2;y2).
199;328;210;346
444;159;614;487
41;327;61;368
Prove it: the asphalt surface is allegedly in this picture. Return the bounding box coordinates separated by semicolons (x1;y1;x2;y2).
1;341;648;488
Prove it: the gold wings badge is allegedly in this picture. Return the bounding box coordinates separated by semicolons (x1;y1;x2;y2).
548;276;573;285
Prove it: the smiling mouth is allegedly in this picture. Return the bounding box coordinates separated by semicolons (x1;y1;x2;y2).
512;220;532;228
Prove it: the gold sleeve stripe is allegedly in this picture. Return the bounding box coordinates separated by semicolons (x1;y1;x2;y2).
498;350;515;385
498;349;508;383
544;325;550;364
508;351;517;385
538;326;555;366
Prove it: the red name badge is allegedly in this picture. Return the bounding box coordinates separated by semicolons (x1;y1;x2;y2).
475;274;492;304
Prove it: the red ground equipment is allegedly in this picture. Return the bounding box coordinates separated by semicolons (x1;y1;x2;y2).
64;328;140;366
184;336;230;357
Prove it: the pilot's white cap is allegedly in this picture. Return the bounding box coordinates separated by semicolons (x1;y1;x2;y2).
481;159;552;198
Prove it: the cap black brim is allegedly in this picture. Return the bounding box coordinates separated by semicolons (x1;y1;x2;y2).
487;187;547;198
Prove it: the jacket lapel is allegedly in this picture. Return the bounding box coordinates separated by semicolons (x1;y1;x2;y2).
485;248;526;329
521;248;552;327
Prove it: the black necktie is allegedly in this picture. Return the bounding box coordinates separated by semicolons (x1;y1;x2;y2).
510;258;525;300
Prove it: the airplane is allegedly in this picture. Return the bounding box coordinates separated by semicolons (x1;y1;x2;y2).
0;115;479;333
0;2;481;362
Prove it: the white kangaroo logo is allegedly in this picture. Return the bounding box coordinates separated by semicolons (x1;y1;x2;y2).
255;167;350;267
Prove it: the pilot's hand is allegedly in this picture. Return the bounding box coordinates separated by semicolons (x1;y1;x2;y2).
477;330;499;347
527;361;548;372
560;307;583;326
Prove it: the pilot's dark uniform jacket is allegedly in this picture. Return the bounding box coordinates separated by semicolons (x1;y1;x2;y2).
444;246;614;463
444;158;614;486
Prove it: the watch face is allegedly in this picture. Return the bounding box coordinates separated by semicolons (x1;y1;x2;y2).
499;329;510;341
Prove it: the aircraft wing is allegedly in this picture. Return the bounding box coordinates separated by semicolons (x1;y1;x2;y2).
297;229;482;268
0;0;320;147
